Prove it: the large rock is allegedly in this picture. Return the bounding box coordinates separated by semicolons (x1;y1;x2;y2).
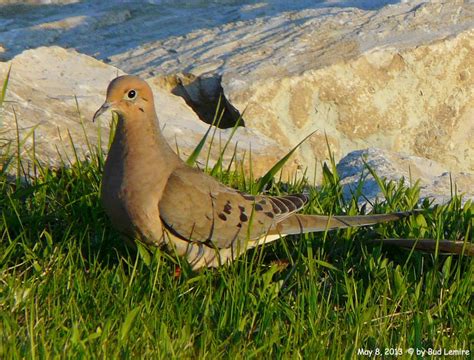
222;28;474;178
0;1;78;4
0;47;283;176
337;148;474;206
0;1;472;192
0;1;403;62
109;1;474;178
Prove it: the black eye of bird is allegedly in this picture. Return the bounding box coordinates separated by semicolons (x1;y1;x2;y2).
127;90;137;99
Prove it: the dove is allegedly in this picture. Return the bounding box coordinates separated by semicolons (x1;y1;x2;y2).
93;75;413;269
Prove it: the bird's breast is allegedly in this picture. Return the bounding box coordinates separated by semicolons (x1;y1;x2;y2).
101;151;168;244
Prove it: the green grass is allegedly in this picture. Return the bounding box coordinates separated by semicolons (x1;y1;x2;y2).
0;85;473;358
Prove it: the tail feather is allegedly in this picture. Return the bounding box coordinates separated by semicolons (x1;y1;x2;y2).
273;211;415;235
372;238;474;256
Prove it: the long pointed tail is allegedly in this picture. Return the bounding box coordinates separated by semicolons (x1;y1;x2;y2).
371;238;474;256
273;211;415;235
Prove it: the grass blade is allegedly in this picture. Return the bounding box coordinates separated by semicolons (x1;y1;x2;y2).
185;123;213;166
186;95;224;167
256;131;315;193
120;306;141;342
210;114;242;177
0;64;11;109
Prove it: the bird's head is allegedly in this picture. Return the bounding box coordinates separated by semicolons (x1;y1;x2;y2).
93;75;155;122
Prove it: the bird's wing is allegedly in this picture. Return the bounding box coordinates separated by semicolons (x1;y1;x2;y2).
159;166;307;248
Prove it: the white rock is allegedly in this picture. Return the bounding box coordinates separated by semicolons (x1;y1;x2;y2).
0;47;283;176
106;1;473;180
0;1;472;195
337;148;474;205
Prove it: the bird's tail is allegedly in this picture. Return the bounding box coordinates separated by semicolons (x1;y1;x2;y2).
272;211;415;235
370;238;474;256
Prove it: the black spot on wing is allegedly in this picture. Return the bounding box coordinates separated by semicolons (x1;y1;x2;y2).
241;194;255;201
255;203;263;211
265;211;274;219
218;213;227;221
238;205;248;222
223;201;232;214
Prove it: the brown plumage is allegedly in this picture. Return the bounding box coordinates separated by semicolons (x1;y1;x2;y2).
94;75;413;269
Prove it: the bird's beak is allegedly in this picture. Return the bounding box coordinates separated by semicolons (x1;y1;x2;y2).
93;102;112;122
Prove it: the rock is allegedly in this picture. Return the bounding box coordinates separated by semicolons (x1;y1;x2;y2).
109;1;474;180
0;1;79;4
218;3;474;179
0;1;403;61
337;148;474;206
0;0;473;190
0;47;283;177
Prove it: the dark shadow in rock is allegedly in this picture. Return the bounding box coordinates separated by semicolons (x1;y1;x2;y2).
170;73;244;129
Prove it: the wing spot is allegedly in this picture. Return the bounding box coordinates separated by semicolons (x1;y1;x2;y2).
218;213;227;221
241;194;255;201
238;205;248;222
224;201;232;214
265;212;274;219
255;204;263;211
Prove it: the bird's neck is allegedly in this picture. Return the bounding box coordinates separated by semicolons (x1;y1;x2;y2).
106;112;181;185
125;113;170;152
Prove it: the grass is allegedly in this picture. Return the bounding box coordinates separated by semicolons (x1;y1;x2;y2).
0;80;473;358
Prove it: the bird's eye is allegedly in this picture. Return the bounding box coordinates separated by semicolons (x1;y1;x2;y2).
127;89;137;100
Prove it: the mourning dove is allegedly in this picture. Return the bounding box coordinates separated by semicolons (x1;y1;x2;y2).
93;75;413;269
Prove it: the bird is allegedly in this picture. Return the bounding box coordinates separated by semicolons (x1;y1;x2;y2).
93;75;414;269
